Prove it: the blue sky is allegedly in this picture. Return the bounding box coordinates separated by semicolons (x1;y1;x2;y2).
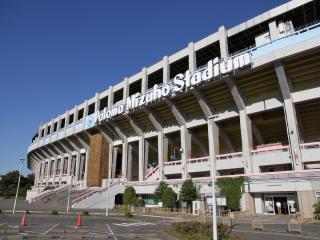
0;0;287;175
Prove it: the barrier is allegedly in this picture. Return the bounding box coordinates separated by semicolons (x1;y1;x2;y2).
288;218;301;234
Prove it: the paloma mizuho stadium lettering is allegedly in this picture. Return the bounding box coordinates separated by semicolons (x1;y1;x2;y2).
86;52;251;128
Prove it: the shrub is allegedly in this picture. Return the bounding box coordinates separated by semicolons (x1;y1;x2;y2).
313;202;320;217
123;186;138;209
162;187;176;208
180;180;197;210
153;181;169;203
82;210;90;216
51;210;59;215
124;211;133;218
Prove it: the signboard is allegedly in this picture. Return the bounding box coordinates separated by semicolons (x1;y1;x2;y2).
85;52;252;129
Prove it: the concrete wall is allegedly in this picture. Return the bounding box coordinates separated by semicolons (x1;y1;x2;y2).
87;132;110;187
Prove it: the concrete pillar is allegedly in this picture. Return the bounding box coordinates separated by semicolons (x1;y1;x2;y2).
122;140;128;180
123;77;129;99
108;143;113;180
297;191;316;215
63;111;69;137
163;56;169;84
268;21;278;41
219;26;229;60
95;93;100;112
127;143;133;181
158;132;164;181
275;61;302;170
82;100;88;130
138;137;144;181
67;155;71;176
180;125;191;179
112;147;118;179
75;152;80;181
188;42;196;72
240;110;254;173
107;86;114;109
144;140;149;180
72;105;78;133
59;157;63;184
208;118;219;177
141;67;147;93
79;153;85;181
243;192;255;213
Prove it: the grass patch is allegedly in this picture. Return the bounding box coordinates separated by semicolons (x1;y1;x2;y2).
169;221;231;240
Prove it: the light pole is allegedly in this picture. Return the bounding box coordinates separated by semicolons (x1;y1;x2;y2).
106;147;117;217
13;158;25;214
208;117;218;240
67;171;74;213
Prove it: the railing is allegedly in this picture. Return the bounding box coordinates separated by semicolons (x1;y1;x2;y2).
145;165;159;179
163;160;182;166
30;184;70;203
251;145;289;155
216;152;243;160
300;142;320;150
72;181;121;205
187;156;209;164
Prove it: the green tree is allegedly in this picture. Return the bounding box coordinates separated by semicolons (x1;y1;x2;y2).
313;202;320;218
123;186;138;210
216;177;244;211
153;181;168;203
162;187;176;208
180;179;197;210
0;171;34;198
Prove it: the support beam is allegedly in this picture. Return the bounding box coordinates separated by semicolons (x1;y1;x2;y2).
96;125;114;143
109;121;127;140
122;140;128;180
274;61;302;170
127;115;144;136
163;56;169;84
144;107;165;131
165;98;187;126
180;125;191;179
208;118;219;177
142;67;147;94
268;21;278;41
219;26;229;60
138;136;144;181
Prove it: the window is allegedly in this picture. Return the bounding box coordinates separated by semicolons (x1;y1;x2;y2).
88;103;95;115
53;122;58;132
99;96;108;110
68;114;74;124
41;129;45;138
47;126;51;135
60;118;65;129
316;192;320;203
77;109;84;120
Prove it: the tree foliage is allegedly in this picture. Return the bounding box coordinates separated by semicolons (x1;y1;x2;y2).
162;187;176;208
153;181;169;203
180;179;197;209
216;177;244;211
313;202;320;217
123;186;138;208
0;171;34;198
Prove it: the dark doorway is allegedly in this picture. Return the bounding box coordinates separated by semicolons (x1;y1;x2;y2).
274;197;288;215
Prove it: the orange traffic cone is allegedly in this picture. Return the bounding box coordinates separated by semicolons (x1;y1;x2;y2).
76;214;81;228
20;212;27;226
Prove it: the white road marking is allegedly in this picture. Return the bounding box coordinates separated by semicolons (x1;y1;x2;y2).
113;221;155;227
106;224;118;240
40;223;59;235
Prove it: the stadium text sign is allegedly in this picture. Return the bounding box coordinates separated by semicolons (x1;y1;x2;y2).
86;52;251;128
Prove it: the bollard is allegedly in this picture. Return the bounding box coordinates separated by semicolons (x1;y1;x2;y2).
76;214;82;228
20;212;27;226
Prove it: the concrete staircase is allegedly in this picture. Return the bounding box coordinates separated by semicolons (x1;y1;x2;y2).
72;182;125;209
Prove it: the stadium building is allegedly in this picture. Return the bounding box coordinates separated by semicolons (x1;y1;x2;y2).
27;0;320;215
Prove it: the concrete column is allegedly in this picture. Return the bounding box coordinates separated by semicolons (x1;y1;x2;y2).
112;147;118;178
188;42;196;72
275;61;302;170
141;67;147;93
108;143;113;180
67;155;71;176
64;111;69;137
180;125;191;179
79;152;85;181
127;143;133;181
138;137;144;181
43;122;48;138
219;26;229;60
75;152;80;181
163;56;169;84
82;100;88;129
59;157;63;184
158;132;164;181
123;77;129;99
208;118;219;177
240;110;254;173
163;135;169;163
122;140;128;180
107;86;114;108
268;21;278;41
144;140;149;180
95;93;100;112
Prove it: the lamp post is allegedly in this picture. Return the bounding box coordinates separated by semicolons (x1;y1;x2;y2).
208;117;218;240
13;158;25;214
106;147;117;217
66;171;74;213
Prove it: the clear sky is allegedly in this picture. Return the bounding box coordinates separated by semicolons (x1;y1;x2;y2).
0;0;287;175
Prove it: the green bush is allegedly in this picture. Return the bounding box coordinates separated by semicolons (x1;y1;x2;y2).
216;177;244;211
123;186;138;208
124;211;133;218
313;202;320;217
170;221;230;240
162;187;176;208
51;210;59;215
82;210;90;216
